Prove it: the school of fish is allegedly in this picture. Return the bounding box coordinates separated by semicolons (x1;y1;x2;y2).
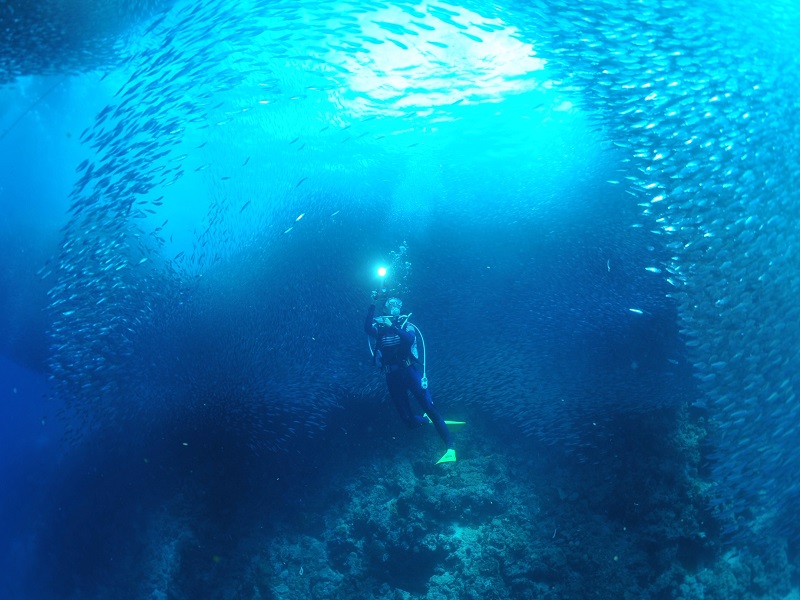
3;0;798;543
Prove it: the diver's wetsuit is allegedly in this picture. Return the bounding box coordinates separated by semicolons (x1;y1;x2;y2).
365;303;454;449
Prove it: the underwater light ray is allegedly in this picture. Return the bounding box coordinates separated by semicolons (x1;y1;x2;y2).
36;0;800;548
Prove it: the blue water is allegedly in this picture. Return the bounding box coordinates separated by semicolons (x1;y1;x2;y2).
2;0;799;598
0;358;57;599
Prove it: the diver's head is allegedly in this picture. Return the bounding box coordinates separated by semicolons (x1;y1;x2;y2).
385;297;403;317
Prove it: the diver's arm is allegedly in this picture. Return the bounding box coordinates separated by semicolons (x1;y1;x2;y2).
394;322;415;346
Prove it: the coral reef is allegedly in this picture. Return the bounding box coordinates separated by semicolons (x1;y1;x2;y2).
125;405;797;599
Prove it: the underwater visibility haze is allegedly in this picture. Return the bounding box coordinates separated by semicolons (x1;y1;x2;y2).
0;0;798;598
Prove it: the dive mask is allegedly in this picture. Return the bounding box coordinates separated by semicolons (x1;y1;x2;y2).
385;297;402;317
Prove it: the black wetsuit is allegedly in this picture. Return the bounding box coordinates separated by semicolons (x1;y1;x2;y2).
365;304;454;449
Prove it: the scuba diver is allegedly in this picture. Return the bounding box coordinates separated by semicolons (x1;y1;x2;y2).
365;293;456;464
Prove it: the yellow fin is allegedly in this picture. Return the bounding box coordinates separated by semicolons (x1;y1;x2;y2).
436;449;456;464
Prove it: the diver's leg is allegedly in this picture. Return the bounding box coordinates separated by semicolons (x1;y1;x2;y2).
406;367;454;448
387;372;421;429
